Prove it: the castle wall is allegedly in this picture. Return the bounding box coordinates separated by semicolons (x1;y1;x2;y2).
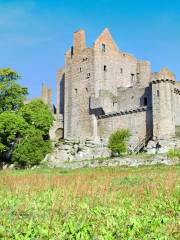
174;86;180;126
117;87;151;111
93;29;151;97
97;110;152;147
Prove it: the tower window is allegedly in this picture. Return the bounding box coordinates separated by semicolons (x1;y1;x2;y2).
86;88;88;92
80;67;82;72
137;73;140;83
75;88;77;95
157;90;160;97
131;74;135;84
87;73;91;78
120;68;123;74
104;65;107;71
102;44;106;52
144;97;147;106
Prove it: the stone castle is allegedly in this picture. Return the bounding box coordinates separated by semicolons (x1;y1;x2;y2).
54;28;180;151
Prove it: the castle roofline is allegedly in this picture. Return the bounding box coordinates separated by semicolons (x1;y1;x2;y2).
93;28;119;51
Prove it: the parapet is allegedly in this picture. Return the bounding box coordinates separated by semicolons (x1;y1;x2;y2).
151;68;176;83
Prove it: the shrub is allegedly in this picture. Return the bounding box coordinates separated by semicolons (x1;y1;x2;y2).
167;148;180;159
12;129;52;167
108;129;131;156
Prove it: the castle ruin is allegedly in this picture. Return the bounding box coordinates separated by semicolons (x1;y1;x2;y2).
55;28;180;151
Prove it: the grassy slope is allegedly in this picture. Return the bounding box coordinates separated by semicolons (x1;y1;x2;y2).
0;165;179;239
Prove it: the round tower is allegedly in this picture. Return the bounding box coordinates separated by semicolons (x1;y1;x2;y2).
152;68;175;139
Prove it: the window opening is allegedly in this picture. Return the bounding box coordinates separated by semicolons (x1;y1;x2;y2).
144;97;147;106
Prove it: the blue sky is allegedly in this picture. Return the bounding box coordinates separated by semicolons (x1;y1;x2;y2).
0;0;180;103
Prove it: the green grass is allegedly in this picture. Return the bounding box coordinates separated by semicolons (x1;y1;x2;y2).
0;165;179;239
168;148;180;159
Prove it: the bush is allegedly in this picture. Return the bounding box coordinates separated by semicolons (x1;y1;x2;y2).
12;130;52;167
108;129;131;156
167;148;180;159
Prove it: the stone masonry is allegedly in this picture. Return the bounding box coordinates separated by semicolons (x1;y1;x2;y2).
55;28;180;152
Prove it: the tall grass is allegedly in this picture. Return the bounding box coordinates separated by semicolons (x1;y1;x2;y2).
0;166;179;239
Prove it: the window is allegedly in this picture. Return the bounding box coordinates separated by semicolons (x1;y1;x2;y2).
75;88;77;95
157;90;160;97
87;73;91;79
131;74;135;84
137;73;140;83
102;43;106;52
104;65;107;71
82;57;88;62
120;68;123;74
144;97;147;106
80;67;82;72
86;88;88;92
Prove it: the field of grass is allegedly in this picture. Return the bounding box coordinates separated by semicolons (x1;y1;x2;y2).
0;165;179;239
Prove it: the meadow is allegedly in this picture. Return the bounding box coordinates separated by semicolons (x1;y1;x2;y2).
0;165;179;239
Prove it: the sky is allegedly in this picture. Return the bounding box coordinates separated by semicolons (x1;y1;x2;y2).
0;0;180;103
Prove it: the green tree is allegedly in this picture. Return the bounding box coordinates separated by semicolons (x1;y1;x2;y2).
12;128;52;167
0;111;28;152
19;99;53;136
0;68;28;113
108;129;131;156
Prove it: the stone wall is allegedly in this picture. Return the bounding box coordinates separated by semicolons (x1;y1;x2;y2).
97;109;152;148
174;86;180;126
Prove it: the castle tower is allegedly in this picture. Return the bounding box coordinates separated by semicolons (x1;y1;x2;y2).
152;68;176;139
63;30;94;139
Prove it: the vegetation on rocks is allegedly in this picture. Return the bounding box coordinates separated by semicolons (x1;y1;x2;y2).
0;165;179;239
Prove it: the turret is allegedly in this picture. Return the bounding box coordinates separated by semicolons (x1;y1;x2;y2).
152;68;176;139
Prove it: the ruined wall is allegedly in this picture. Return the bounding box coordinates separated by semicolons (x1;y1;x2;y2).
56;69;65;115
97;109;152;147
117;86;151;111
90;86;152;115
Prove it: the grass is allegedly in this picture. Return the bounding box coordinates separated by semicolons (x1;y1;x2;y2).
0;165;179;239
168;148;180;159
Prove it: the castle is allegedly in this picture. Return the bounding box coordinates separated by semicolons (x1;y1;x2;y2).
55;28;180;151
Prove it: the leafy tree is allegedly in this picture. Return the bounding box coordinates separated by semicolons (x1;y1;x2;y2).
19;99;53;136
0;111;28;152
12;129;52;167
108;129;131;156
0;68;28;113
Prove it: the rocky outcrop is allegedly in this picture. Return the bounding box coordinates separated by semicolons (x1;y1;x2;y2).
45;138;111;167
145;137;180;154
46;153;179;169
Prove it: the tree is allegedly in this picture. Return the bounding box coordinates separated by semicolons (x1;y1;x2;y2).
0;111;28;152
19;99;53;136
108;129;131;156
0;68;28;113
12;128;52;167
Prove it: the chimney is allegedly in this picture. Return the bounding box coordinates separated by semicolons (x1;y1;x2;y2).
73;29;86;55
